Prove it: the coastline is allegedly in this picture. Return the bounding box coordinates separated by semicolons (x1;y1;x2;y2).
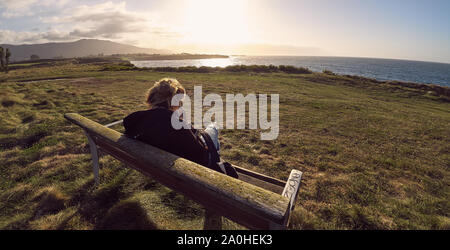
130;56;450;87
128;64;450;98
5;57;449;97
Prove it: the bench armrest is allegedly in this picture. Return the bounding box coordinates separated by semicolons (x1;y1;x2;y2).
282;169;303;211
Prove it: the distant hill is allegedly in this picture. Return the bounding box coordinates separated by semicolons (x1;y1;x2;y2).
0;39;171;62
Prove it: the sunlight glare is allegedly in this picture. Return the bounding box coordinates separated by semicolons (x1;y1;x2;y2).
182;0;252;45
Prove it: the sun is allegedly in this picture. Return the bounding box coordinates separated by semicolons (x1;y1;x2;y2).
181;0;253;45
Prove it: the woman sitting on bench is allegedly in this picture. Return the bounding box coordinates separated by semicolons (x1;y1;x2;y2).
123;78;238;178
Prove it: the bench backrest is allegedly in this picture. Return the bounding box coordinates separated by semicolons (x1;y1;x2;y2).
65;113;298;229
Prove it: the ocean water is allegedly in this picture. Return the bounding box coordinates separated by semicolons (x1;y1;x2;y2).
131;56;450;87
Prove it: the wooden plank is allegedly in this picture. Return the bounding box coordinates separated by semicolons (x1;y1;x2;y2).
93;134;289;229
65;113;291;229
237;172;284;195
95;134;289;229
233;165;286;187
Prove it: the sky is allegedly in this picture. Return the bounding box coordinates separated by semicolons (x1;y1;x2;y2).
0;0;449;63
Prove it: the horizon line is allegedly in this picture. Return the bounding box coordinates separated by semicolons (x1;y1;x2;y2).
2;38;449;65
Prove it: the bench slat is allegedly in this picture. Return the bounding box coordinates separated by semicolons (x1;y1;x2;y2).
233;165;286;188
237;172;284;194
65;113;291;229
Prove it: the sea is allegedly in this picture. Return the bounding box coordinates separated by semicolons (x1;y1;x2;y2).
131;56;450;87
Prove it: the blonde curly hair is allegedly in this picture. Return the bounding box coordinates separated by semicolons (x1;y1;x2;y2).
145;78;186;108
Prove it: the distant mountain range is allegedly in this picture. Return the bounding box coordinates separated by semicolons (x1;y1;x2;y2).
0;39;171;62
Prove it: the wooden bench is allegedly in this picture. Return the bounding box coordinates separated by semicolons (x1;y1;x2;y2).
64;113;303;230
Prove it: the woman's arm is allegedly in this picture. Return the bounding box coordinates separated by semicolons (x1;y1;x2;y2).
169;127;210;167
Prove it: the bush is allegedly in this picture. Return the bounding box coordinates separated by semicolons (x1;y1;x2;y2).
148;64;313;74
279;65;312;74
101;62;137;71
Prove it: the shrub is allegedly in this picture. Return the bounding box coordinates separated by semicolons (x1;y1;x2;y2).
279;65;312;74
149;64;313;74
101;62;136;71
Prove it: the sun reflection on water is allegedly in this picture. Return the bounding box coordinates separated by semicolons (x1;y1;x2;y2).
198;57;234;67
131;57;236;68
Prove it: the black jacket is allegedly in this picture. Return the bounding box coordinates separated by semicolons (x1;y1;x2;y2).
123;108;210;167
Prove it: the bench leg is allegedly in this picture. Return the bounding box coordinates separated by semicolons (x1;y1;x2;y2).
84;131;99;185
203;209;222;230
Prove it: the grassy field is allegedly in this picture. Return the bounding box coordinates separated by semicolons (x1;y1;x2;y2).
0;61;449;229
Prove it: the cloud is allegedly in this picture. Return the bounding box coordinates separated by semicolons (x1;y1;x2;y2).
66;2;148;39
2;1;180;46
40;30;76;41
0;0;68;18
0;0;37;17
0;29;74;44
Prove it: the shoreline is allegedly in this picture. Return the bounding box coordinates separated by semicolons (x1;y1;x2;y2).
128;64;450;97
131;56;450;87
5;58;450;97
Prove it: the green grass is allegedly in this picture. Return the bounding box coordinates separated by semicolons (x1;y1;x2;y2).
9;62;42;68
0;61;449;230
